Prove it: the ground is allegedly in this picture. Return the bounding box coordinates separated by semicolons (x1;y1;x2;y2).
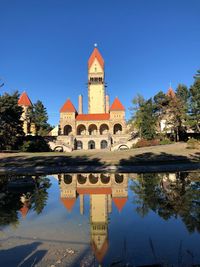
0;143;200;174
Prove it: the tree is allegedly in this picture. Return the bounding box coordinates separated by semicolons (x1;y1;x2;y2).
140;98;157;140
189;70;200;132
130;96;157;140
29;100;51;136
0;91;24;150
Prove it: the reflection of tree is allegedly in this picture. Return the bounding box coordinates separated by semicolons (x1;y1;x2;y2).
32;176;51;214
0;176;51;227
130;172;200;233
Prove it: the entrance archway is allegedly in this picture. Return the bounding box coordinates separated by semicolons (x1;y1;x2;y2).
88;140;95;149
76;140;83;150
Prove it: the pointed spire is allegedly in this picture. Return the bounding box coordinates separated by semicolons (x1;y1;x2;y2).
88;47;104;69
112;197;127;212
91;239;109;263
18;91;32;107
20;204;29;218
110;97;125;111
60;98;77;113
166;86;175;98
60;197;76;212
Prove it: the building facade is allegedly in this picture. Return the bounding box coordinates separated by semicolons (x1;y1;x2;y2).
58;47;128;150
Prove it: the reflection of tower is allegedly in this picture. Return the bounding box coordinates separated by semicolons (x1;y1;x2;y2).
57;172;128;264
20;194;31;219
59;174;77;212
90;194;109;263
112;173;128;212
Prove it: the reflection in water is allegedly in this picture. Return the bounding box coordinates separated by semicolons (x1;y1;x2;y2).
58;173;128;264
0;175;51;227
130;172;200;233
0;171;200;266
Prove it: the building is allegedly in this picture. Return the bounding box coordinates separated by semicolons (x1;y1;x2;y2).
18;91;36;135
57;47;128;150
58;172;128;264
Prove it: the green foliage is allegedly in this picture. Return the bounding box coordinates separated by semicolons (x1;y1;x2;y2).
29;100;52;136
0;91;24;150
20;136;51;152
186;138;199;149
188;70;200;132
159;138;172;145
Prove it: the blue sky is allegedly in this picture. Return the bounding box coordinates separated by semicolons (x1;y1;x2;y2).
0;0;200;125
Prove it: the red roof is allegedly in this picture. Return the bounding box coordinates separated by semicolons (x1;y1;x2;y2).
110;97;125;111
18;92;32;107
76;113;110;121
60;197;76;211
112;197;127;212
91;239;109;263
166;87;176;98
88;48;104;69
20;204;29;218
60;99;77;113
77;187;112;195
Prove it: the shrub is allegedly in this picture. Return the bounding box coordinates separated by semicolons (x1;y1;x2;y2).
186;138;200;149
159;139;172;145
21;137;51;152
133;139;160;148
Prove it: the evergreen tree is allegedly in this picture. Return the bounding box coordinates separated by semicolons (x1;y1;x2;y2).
29;100;51;136
140;98;157;140
189;70;200;132
0;91;24;150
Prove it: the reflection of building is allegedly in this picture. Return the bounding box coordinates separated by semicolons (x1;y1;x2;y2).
57;47;128;151
19;194;31;218
58;173;128;263
18;92;36;135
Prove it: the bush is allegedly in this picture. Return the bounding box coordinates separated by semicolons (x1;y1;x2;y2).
159;139;172;145
133;139;160;148
186;138;200;149
21;137;51;152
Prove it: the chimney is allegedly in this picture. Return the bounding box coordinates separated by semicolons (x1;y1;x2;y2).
78;94;83;114
106;94;110;113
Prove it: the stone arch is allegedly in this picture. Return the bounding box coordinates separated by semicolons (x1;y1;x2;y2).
113;123;122;134
100;140;108;149
115;174;124;184
100;174;110;184
88;124;98;135
89;174;98;184
118;144;129;150
77;124;86;135
64;125;72;136
88;140;95;149
100;124;109;135
77;174;87;184
75;140;83;150
63;174;72;184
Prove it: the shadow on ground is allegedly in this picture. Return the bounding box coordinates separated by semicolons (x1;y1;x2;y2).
0;241;46;266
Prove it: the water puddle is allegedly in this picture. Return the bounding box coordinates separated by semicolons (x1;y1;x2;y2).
0;171;200;266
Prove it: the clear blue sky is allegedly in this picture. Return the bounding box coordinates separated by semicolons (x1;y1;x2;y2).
0;0;200;125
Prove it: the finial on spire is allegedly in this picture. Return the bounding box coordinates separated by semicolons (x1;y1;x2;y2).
94;43;98;47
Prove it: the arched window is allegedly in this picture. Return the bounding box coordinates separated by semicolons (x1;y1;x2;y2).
100;140;108;149
88;140;95;149
64;125;72;136
113;124;122;135
63;175;72;184
88;124;98;135
76;140;83;150
89;174;98;184
100;124;109;135
77;124;86;135
115;174;124;184
100;174;110;184
77;174;87;184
